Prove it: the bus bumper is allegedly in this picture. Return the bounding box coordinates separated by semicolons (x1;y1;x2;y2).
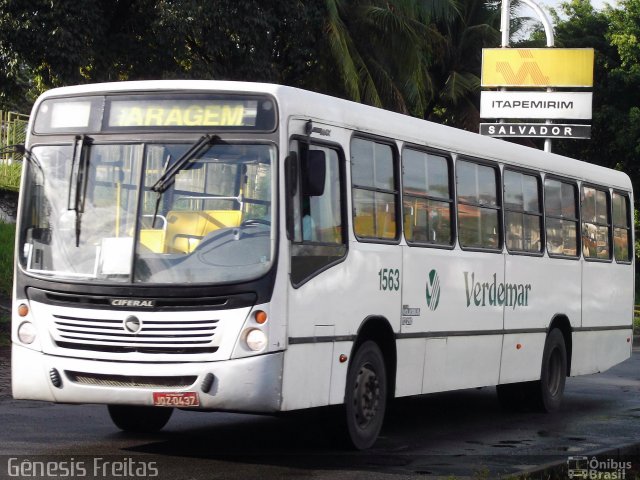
11;344;284;413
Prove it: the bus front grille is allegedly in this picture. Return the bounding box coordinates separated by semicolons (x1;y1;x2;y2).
66;371;198;388
51;314;219;354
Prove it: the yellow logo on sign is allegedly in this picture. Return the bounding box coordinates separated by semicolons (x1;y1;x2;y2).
481;48;594;87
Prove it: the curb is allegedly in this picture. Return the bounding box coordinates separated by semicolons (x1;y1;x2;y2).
513;442;640;479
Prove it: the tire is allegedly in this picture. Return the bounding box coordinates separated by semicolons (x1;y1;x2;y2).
531;328;567;412
108;405;173;433
344;341;387;450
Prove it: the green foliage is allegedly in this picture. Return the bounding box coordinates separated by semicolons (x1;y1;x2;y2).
0;163;21;192
0;0;504;132
426;0;501;130
608;0;640;73
0;222;15;298
0;0;326;111
521;0;640;196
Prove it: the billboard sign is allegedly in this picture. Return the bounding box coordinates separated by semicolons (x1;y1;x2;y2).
480;91;593;120
481;48;594;87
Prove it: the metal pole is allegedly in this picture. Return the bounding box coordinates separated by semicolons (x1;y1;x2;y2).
500;0;555;152
519;0;555;152
500;0;511;131
501;0;511;48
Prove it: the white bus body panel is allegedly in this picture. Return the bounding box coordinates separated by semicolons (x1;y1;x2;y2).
282;239;402;411
570;329;633;376
582;261;634;328
500;255;581;383
399;247;503;395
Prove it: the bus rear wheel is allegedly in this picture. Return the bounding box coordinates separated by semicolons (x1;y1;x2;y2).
108;405;173;433
344;340;387;450
532;328;567;413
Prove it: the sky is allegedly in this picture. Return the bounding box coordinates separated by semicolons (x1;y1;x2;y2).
513;0;617;40
536;0;616;14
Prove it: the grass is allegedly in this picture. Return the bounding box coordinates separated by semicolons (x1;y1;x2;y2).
0;222;14;346
0;162;21;192
0;222;15;298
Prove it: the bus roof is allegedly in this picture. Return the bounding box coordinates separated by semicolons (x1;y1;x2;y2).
36;80;632;192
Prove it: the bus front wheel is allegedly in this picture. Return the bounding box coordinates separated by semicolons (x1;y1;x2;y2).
344;340;387;450
532;328;567;413
107;405;173;433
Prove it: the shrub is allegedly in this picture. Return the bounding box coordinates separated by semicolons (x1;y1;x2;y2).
0;162;21;192
0;222;15;298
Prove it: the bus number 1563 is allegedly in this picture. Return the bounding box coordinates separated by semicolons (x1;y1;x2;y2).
378;268;400;291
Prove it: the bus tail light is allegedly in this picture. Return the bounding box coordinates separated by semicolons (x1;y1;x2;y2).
245;329;267;352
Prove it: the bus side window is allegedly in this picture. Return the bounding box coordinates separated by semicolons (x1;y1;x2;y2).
402;148;453;246
289;141;347;286
544;179;579;257
456;159;501;250
581;186;611;260
351;137;399;241
612;192;632;263
504;170;542;253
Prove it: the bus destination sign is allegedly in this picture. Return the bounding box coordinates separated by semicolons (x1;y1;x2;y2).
107;99;258;128
33;94;276;134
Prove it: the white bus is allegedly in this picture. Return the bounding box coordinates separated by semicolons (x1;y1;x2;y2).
12;81;634;449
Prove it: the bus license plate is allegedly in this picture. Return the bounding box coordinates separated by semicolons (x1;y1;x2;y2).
153;392;200;407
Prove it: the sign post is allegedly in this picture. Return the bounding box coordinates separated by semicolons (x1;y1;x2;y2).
486;1;593;150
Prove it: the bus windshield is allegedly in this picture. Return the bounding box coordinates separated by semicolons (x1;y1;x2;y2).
18;141;275;285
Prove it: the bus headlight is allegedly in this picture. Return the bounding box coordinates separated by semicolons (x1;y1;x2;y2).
18;321;37;344
245;329;267;352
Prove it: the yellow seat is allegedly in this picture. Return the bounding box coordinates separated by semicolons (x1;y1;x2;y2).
139;229;166;253
354;215;374;237
165;210;242;253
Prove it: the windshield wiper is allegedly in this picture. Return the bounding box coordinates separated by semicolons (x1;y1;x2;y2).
67;135;91;247
151;153;172;229
150;134;220;194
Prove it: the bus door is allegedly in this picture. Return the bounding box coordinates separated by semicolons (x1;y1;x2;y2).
398;153;504;396
281;122;351;409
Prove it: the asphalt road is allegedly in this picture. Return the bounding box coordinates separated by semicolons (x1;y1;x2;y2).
1;346;639;479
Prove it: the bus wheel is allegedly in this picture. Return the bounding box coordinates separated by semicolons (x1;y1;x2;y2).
532;328;567;413
107;405;173;433
344;340;387;450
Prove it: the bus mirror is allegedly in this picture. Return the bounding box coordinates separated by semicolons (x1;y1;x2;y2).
285;152;298;197
302;150;326;197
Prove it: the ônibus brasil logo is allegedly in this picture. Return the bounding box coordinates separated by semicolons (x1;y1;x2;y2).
425;269;440;311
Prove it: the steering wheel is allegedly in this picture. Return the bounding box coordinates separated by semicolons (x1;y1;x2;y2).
240;218;271;228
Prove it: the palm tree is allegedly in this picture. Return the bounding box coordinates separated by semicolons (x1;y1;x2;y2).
426;0;502;131
323;0;460;117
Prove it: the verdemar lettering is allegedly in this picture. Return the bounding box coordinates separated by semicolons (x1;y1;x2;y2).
463;272;531;309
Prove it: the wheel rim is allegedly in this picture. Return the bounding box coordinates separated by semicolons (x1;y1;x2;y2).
352;362;381;429
546;346;562;397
